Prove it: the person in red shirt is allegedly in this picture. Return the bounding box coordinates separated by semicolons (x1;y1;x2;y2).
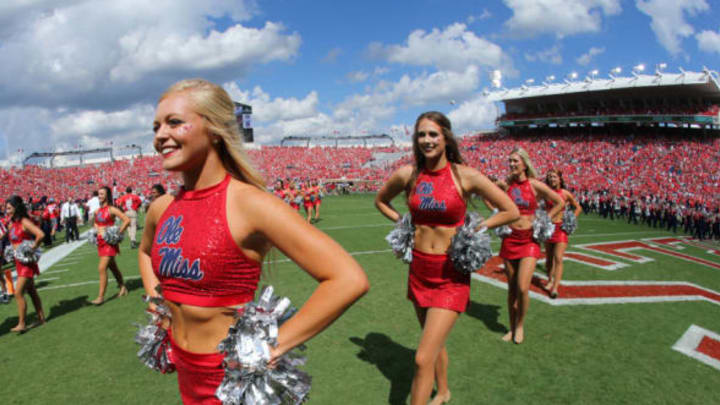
117;186;143;248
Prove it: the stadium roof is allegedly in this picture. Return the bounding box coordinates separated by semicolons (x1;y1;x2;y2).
489;68;720;102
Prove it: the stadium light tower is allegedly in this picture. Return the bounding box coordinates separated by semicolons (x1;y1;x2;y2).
525;78;535;85
655;63;667;74
632;64;645;77
589;69;599;80
564;72;578;84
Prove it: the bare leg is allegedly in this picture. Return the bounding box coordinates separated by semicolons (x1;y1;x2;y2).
410;307;459;405
413;306;451;404
550;242;567;297
92;256;111;304
314;203;321;220
108;257;128;297
544;243;555;289
11;277;30;332
513;257;537;344
503;259;519;341
26;279;45;325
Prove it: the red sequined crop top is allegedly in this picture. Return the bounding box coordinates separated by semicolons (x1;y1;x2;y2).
507;179;537;216
151;175;261;307
545;187;565;212
8;219;33;245
408;164;466;227
94;206;115;227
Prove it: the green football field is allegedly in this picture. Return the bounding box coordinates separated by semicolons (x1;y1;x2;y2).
1;194;719;404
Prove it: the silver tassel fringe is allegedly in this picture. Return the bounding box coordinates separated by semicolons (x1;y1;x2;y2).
87;228;99;246
215;285;311;405
384;213;414;263
134;294;175;374
532;209;556;244
102;226;124;245
449;212;492;274
488;208;512;239
3;245;15;263
561;207;578;234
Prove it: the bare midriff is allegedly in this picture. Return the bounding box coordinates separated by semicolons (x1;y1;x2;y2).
166;301;246;353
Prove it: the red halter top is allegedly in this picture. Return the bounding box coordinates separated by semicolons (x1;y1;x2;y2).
151;175;261;307
545;188;566;211
408;164;466;227
507;179;538;216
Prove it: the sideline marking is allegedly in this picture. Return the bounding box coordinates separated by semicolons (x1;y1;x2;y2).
577;239;720;270
672;325;720;371
473;256;720;306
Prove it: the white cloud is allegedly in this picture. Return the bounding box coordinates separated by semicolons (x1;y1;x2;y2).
525;45;563;65
696;28;720;54
0;0;299;109
50;104;155;139
467;9;492;24
636;0;709;55
503;0;621;38
224;83;319;123
346;71;370;83
322;47;342;63
368;23;512;72
576;46;606;65
447;96;498;132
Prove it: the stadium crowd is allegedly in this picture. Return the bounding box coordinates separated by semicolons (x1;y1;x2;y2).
0;130;718;241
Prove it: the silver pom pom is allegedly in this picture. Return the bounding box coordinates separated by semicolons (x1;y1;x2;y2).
487;208;512;239
14;240;40;264
450;212;493;274
495;225;512;239
532;209;556;244
87;228;99;246
3;245;15;263
215;285;311;405
384;214;414;263
294;196;303;205
134;295;175;374
102;226;124;245
561;207;578;234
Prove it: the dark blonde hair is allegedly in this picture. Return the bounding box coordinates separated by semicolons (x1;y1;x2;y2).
509;147;537;179
159;79;265;190
545;168;565;189
407;111;464;197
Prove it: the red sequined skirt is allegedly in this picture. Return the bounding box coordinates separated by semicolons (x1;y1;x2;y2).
547;222;568;244
500;228;541;260
15;260;39;278
169;329;225;405
97;235;119;257
408;250;470;313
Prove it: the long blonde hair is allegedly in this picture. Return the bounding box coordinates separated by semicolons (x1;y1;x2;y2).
159;79;266;190
510;147;537;179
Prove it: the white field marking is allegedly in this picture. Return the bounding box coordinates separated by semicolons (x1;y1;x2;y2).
35;277;59;282
37;275;141;292
538;252;628;271
38;231;93;272
42;269;70;275
471;273;720;307
672;324;720;371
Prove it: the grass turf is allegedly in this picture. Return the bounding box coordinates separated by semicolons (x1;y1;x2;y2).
1;194;719;404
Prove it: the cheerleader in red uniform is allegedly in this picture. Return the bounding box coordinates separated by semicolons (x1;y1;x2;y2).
312;179;323;221
496;148;563;344
302;180;315;223
90;186;130;305
376;112;517;405
543;169;582;298
140;79;368;404
5;196;46;333
287;180;301;211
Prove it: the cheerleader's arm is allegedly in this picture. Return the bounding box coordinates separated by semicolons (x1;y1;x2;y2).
375;164;413;223
564;190;583;217
21;218;44;250
235;185;369;361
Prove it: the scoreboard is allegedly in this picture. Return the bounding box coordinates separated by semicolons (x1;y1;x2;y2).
233;102;253;143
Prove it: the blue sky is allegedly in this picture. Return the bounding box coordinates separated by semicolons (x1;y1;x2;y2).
0;0;718;165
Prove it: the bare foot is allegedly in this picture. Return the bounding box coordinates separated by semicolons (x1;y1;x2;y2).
429;390;452;405
117;285;129;297
10;324;26;333
502;331;513;342
550;289;558;299
513;327;524;344
90;298;104;305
